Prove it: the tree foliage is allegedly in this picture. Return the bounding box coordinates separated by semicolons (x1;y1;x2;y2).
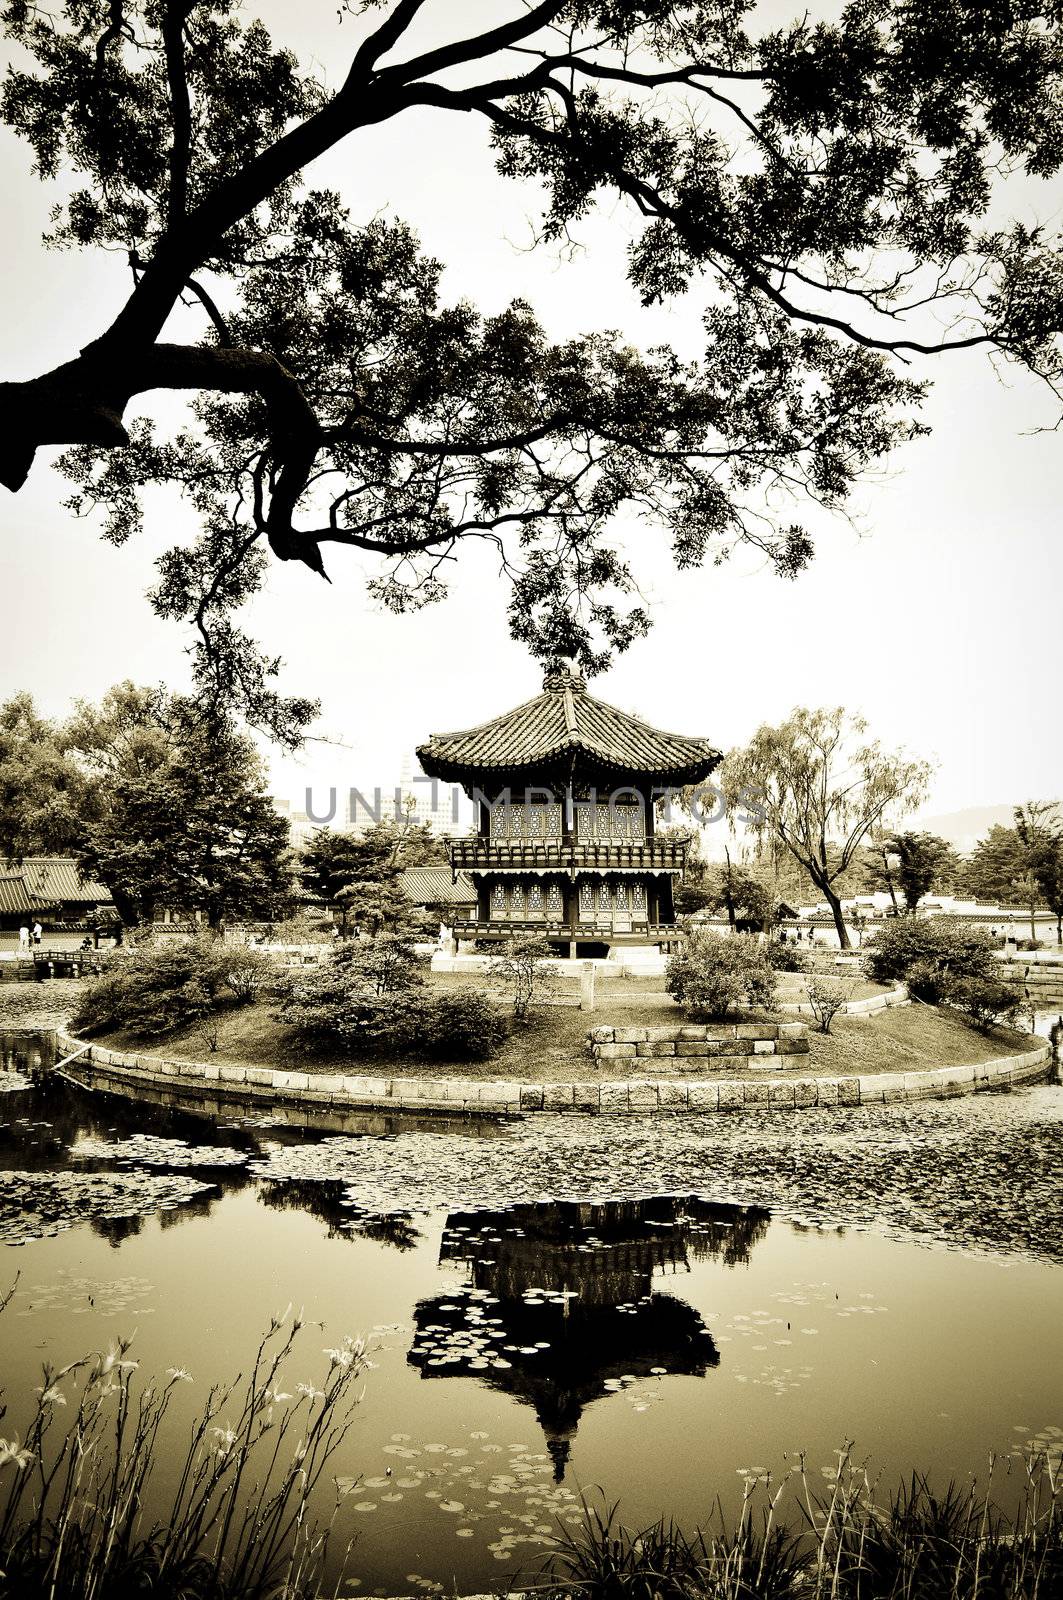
666;929;777;1019
962;802;1062;941
3;2;1063;730
862;830;961;912
722;707;930;948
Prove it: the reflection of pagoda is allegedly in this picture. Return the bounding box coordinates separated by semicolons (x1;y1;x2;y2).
408;1197;769;1478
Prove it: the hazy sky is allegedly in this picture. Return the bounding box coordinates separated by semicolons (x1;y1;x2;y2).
2;1;1061;823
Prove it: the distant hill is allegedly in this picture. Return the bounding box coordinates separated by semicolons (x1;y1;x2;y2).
907;804;1019;854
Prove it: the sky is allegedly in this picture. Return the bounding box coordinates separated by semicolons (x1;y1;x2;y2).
1;1;1061;829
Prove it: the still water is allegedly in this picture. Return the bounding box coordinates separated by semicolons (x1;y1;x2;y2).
1;1032;1062;1594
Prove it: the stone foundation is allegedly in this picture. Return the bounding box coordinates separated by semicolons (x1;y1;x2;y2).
588;1020;809;1067
52;1031;1051;1119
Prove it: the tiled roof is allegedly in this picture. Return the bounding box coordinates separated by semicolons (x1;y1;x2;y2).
399;866;477;906
1;858;113;905
417;666;720;785
0;876;38;917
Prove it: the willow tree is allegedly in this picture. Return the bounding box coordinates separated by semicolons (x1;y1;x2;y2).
723;707;931;948
3;2;1063;738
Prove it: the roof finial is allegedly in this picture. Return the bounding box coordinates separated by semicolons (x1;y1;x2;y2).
542;657;586;694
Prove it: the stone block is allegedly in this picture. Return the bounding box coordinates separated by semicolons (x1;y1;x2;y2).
285;1072;311;1092
742;1079;769;1105
202;1064;221;1082
594;1043;637;1060
793;1079;817;1109
543;1083;575;1111
599;1082;630;1112
688;1081;719;1110
635;1041;676;1057
340;1076;390;1101
778;1021;808;1038
588;1026;614;1042
627;1081;659;1110
443;1080;474;1102
612;1027;649;1044
769;1081;796;1107
903;1070;939;1100
775;1037;810;1055
816;1079;839;1106
246;1067;274;1087
679;1025;710;1040
219;1065;247;1085
571;1081;600;1111
476;1081;522;1108
519;1084;544;1110
752;1040;775;1055
658;1081;688;1110
717;1080;744;1111
675;1040;710;1056
837;1077;861;1106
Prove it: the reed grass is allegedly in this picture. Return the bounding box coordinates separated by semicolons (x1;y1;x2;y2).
0;1300;367;1600
535;1445;1063;1600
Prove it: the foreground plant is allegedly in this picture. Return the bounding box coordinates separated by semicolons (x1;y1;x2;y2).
538;1445;1063;1599
0;1310;368;1600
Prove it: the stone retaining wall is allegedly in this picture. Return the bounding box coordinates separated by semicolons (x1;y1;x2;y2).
53;1031;1051;1118
588;1020;809;1067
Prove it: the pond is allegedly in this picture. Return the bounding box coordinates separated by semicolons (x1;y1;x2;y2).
1;1030;1062;1595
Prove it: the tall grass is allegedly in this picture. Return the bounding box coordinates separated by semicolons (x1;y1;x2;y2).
0;1302;367;1600
537;1446;1063;1600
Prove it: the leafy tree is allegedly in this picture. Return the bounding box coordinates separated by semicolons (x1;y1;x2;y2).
1016;801;1063;945
299;806;444;931
723;708;930;948
78;704;294;928
702;852;775;932
962;803;1062;941
862;831;960;913
3;3;1063;723
0;694;90;857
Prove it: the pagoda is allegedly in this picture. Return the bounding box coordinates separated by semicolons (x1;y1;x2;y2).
416;663;720;956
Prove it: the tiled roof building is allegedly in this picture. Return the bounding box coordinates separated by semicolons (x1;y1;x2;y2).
417;664;720;955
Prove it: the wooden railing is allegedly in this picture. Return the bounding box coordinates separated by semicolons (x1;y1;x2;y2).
450;919;683;944
448;838;689;871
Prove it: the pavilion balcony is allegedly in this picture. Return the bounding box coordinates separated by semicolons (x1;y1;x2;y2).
450;918;684;946
447;838;690;873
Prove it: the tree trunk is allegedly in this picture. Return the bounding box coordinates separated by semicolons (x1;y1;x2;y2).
822;885;851;950
1030;900;1037;944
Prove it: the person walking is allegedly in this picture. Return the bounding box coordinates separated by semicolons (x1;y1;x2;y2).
31;921;42;947
18;924;30;952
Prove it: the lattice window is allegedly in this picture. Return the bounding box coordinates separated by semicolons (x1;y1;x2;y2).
575;802;595;839
510;803;524;840
579;880;595;915
546;803;562;839
510;883;526;917
526;805;544;839
614;882;629;912
632;881;646;913
528;883;544;915
547;882;563;916
598;882;611;913
491;882;506;918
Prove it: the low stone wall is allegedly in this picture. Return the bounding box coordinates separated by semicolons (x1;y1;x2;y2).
52;1030;1051;1118
588;1020;809;1067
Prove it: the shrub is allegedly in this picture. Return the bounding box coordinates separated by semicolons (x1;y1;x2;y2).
666;933;777;1020
388;989;508;1061
488;936;560;1021
72;938;228;1037
805;975;853;1033
947;976;1023;1033
218;944;276;1005
278;937;423;1050
766;942;808;973
863;918;995;999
